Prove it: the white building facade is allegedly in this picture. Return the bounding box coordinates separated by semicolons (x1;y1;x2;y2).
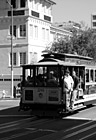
0;0;72;97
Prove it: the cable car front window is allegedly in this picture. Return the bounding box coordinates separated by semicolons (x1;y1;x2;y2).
23;66;61;87
90;69;93;82
24;67;34;86
35;66;47;87
35;66;60;87
47;66;59;87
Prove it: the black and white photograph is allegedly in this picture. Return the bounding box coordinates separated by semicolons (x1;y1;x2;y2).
0;0;96;139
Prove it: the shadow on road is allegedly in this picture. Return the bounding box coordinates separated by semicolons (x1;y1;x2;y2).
0;106;33;125
0;106;32;115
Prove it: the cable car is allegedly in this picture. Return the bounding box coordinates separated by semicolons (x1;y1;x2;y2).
19;52;96;116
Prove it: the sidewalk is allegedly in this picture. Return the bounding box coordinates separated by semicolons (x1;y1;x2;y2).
1;97;20;100
0;89;20;100
0;96;20;101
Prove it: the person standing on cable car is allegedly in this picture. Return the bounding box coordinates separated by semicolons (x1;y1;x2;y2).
71;71;79;109
63;69;74;112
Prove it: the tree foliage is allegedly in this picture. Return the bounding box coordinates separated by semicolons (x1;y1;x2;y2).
49;28;96;61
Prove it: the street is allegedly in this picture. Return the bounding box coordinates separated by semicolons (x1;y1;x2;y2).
0;100;96;139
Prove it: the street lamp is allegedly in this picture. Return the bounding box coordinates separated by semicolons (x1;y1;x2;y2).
6;0;14;98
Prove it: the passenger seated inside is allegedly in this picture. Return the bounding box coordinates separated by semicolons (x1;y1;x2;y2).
27;76;31;82
47;71;58;86
35;74;43;86
25;76;34;86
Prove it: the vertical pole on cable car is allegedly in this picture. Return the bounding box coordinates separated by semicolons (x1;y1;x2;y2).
62;67;66;113
61;69;64;113
61;67;64;113
64;78;67;113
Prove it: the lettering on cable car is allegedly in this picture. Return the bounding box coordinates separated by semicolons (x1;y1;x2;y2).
48;90;58;101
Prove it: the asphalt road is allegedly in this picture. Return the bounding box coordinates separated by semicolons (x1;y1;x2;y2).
0;99;32;124
66;105;96;120
0;99;96;139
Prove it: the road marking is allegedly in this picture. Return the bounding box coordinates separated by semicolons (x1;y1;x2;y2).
0;130;39;140
0;117;34;134
60;121;96;140
0;127;19;134
26;128;37;131
0;117;34;128
0;123;18;131
79;131;96;140
26;128;57;133
64;116;92;120
0;115;31;117
39;128;57;133
63;120;94;133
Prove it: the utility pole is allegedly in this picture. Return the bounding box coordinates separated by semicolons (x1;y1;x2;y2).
6;0;14;98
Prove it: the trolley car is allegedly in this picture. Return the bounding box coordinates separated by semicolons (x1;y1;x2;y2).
19;52;96;116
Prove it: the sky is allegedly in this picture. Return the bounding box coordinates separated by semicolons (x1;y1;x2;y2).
52;0;96;27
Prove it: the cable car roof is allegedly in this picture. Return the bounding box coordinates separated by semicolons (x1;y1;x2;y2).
21;58;85;68
42;52;93;61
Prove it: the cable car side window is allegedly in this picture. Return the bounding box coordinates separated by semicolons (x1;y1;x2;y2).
95;70;96;82
86;69;89;82
90;69;93;82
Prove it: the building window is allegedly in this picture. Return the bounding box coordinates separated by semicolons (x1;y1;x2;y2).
32;0;34;9
44;15;51;21
11;0;16;8
48;5;52;15
93;22;96;27
10;53;16;66
8;10;25;16
31;11;39;18
42;27;45;40
20;0;26;8
32;0;39;10
46;29;49;40
44;2;47;13
34;25;38;39
30;52;37;63
41;0;45;13
35;0;39;11
20;24;26;37
93;15;96;20
13;53;16;65
20;52;26;65
10;25;16;37
30;24;33;37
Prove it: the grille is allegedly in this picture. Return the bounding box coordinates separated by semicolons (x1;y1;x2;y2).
25;90;33;101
